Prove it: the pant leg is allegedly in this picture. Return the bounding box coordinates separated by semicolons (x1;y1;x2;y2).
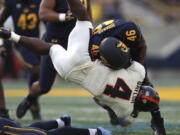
48;127;89;135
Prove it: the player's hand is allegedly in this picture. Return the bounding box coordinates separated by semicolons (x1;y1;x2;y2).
0;28;11;40
65;10;74;21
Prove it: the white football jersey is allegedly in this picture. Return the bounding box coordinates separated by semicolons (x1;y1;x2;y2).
49;20;145;117
66;60;145;117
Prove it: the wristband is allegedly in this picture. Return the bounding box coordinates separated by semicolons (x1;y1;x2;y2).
9;32;21;43
58;13;66;22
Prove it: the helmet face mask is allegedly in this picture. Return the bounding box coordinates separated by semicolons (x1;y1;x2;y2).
99;37;130;70
134;86;160;112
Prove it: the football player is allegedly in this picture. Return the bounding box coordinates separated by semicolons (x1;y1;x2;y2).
89;19;166;134
16;0;92;120
0;0;166;134
0;115;112;135
0;0;41;120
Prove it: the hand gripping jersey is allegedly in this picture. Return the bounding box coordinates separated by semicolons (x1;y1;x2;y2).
49;20;145;117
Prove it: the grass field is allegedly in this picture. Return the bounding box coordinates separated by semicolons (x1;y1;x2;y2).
3;80;180;135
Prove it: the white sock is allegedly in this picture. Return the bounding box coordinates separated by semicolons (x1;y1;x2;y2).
88;129;97;135
56;118;65;128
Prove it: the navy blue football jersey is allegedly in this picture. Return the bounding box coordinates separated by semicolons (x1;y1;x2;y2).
45;0;89;39
90;19;143;61
5;0;41;37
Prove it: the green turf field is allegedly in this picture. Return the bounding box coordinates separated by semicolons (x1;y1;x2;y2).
5;97;180;135
3;79;180;135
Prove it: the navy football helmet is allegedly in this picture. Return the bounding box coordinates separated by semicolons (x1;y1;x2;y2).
99;37;130;69
134;86;160;112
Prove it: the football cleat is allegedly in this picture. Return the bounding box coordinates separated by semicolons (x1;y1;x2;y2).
60;114;71;126
96;127;112;135
30;100;41;120
151;118;166;135
16;97;33;118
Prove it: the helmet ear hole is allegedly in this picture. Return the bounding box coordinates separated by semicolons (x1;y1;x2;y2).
99;37;130;70
135;86;160;112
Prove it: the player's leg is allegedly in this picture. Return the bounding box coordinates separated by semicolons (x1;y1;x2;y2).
16;37;68;119
0;117;21;128
50;20;93;76
0;76;9;118
16;55;55;119
27;114;71;130
1;126;47;135
48;127;112;135
14;44;40;120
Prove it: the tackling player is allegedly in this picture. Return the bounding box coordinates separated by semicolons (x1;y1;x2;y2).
0;115;112;135
0;0;41;120
16;0;92;121
0;0;166;134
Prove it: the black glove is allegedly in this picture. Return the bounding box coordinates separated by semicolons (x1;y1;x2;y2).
0;28;11;40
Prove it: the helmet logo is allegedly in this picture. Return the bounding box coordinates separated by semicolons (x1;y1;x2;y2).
117;42;128;53
100;56;110;66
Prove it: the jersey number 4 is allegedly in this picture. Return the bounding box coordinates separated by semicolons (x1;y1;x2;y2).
103;78;132;100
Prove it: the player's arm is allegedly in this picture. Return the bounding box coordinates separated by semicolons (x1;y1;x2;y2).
39;0;61;22
135;35;147;65
87;0;93;22
0;4;11;27
66;0;91;21
0;28;52;55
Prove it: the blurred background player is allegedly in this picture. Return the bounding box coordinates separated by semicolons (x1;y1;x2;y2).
0;0;42;120
16;0;92;120
0;115;112;135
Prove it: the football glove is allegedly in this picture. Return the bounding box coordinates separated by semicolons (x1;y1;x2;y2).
0;28;11;40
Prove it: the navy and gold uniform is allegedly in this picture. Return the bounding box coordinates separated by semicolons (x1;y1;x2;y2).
5;0;41;66
40;0;89;95
90;19;142;62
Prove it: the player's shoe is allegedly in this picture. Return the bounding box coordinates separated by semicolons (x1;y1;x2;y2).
151;118;166;135
96;127;112;135
30;100;41;120
110;117;131;127
0;109;10;119
16;97;33;119
60;114;71;126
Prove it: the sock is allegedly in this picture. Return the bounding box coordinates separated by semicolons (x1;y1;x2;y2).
89;129;97;135
28;120;58;130
48;127;89;135
56;118;65;128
